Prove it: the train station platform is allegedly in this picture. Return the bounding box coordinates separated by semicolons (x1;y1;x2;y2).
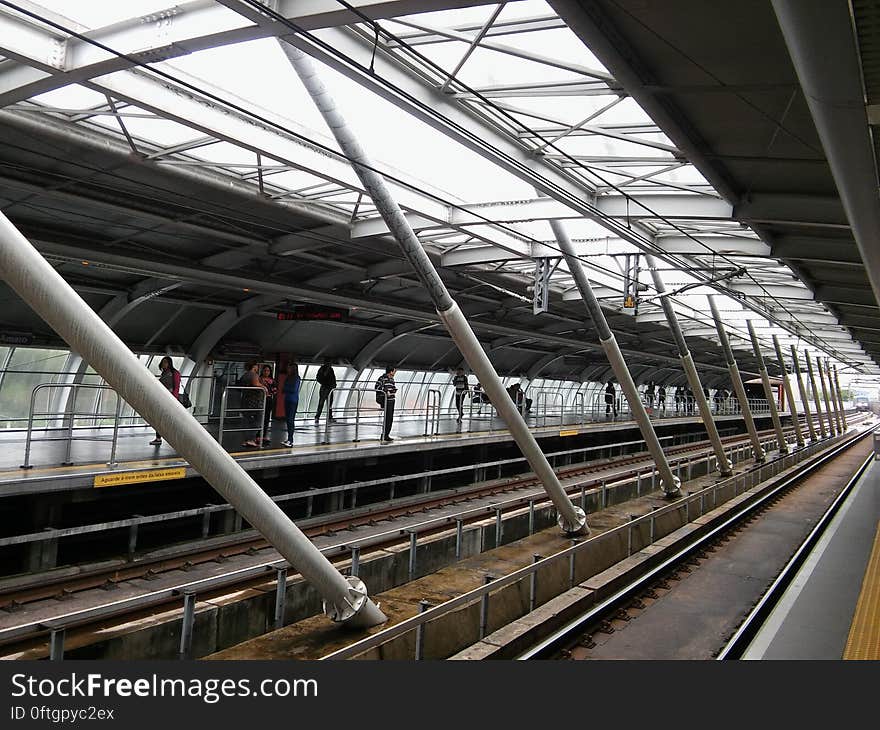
743;455;880;659
0;410;787;497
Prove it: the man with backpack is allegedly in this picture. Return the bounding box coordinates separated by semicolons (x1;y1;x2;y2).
375;366;398;442
452;367;470;423
314;357;337;424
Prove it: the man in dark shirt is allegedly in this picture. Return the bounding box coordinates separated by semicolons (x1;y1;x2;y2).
314;358;338;424
452;368;469;423
376;366;398;441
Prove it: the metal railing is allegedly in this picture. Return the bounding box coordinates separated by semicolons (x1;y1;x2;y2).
218;386;267;446
20;384;122;469
424;389;441;436
9;375;818;470
535;390;565;428
321;426;856;660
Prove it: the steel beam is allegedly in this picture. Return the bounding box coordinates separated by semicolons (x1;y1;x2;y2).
0;210;385;628
832;364;848;431
789;346;818;441
549;212;680;495
283;41;586;535
772;0;880;319
708;296;764;462
772;335;805;448
803;351;828;438
0;0;490;106
746;321;789;454
814;353;838;437
824;359;843;433
645;255;732;476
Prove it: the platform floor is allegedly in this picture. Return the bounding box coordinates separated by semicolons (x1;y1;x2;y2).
0;410;771;496
743;457;880;659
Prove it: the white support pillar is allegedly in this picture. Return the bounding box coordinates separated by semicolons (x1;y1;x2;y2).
0;211;386;629
282;42;586;534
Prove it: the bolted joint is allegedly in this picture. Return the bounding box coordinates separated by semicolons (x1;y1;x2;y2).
661;475;683;498
322;576;384;626
558;506;589;536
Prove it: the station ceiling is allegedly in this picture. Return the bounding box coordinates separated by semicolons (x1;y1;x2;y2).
0;0;876;386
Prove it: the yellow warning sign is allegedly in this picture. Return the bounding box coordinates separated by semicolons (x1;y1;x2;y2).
94;467;186;488
559;429;580;437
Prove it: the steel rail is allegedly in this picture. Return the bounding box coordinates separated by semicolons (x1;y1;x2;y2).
514;425;871;659
0;423;807;650
716;444;875;659
0;414;851;653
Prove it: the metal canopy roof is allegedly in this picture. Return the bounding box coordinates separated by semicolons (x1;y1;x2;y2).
551;0;880;372
0;0;876;386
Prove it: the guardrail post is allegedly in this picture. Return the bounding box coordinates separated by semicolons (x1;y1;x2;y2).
127;519;140;560
569;539;579;587
495;507;503;547
528;500;535;535
178;591;196;660
455;518;464;559
408;531;418;580
108;395;122;466
350;546;361;578
479;575;494;639
414;600;431;660
274;567;288;630
48;626;65;661
62;390;76;466
201;508;212;538
20;386;40;469
529;554;542;612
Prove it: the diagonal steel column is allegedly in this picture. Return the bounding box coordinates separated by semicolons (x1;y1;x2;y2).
824;359;844;433
772;336;805;448
645;255;732;476
745;321;789;454
282;42;586;534
549;215;679;495
790;346;818;441
803;350;829;438
832;364;848;431
707;296;764;463
814;353;837;436
0;211;386;629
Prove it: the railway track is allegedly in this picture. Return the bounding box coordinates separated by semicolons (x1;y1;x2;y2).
514;421;874;660
0;417;842;657
0;421;806;609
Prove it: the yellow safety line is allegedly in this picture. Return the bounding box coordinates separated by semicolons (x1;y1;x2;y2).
843;520;880;660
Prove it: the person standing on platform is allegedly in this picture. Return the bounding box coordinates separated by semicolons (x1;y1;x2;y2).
657;385;666;414
281;361;301;447
674;386;683;415
259;364;276;445
452;367;469;423
604;380;617;418
376;366;398;442
314;358;337;424
239;361;267;448
645;381;655;409
150;356;180;446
